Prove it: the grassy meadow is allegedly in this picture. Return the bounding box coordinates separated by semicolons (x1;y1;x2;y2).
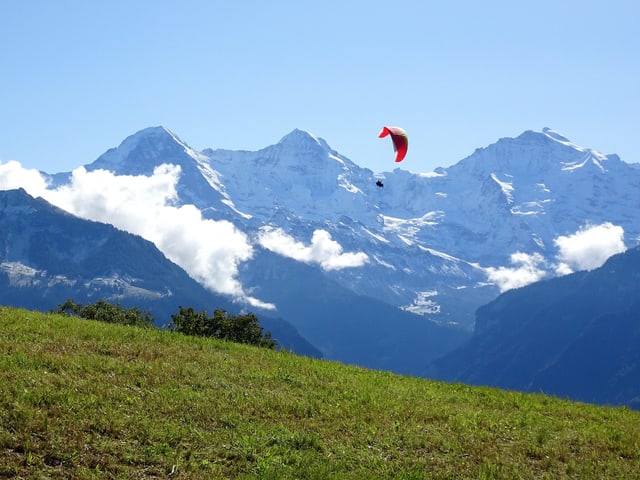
0;306;639;479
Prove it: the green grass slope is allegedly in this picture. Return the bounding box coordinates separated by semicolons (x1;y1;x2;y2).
1;307;639;479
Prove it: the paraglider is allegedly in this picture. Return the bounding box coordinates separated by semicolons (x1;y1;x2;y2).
378;126;408;163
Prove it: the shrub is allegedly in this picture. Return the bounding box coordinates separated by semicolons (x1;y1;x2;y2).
54;299;154;328
169;306;276;349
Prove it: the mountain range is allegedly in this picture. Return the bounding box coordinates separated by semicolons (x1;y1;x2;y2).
2;125;639;393
50;126;640;326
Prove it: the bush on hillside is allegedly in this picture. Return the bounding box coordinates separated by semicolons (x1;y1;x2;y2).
54;300;275;349
169;306;276;349
54;299;155;328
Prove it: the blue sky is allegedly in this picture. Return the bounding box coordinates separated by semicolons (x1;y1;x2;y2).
1;0;638;174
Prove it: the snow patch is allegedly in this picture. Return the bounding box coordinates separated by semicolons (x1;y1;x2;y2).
511;201;547;216
561;152;607;173
532;234;545;249
404;290;441;315
491;173;514;204
84;275;170;300
328;153;346;166
168;130;210;164
417;170;446;178
337;174;361;194
373;255;396;269
48;275;76;288
0;262;40;287
397;234;414;246
196;162;252;219
381;211;443;239
418;246;461;263
362;227;389;243
542;127;576;146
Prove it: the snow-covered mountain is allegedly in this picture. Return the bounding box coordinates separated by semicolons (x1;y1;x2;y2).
61;126;638;327
25;125;639;373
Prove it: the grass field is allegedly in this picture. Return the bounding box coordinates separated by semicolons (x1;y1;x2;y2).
1;306;639;478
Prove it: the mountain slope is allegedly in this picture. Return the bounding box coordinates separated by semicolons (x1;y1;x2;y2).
238;248;469;374
3;307;640;478
0;188;320;357
531;300;640;407
428;246;640;407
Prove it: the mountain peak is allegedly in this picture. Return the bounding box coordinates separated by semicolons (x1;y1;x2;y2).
0;188;74;219
541;127;571;143
448;127;620;183
117;126;189;155
511;128;591;155
0;187;47;208
133;125;174;137
88;126;201;173
276;129;337;155
278;129;322;146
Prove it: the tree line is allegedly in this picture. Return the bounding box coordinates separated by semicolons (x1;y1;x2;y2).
54;299;276;349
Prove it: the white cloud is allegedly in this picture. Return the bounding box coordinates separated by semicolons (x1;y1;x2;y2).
257;226;369;270
554;222;625;273
0;160;50;195
483;222;627;293
484;252;547;293
0;161;274;309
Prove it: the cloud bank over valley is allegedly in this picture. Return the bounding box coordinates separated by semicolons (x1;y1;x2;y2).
0;161;373;309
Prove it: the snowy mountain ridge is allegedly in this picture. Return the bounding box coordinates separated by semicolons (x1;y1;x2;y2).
39;126;640;332
202;128;378;223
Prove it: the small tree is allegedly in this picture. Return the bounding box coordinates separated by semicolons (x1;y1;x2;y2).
168;306;218;337
54;299;154;328
169;306;276;349
219;311;276;348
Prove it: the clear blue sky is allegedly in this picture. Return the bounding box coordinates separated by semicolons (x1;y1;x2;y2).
1;1;638;174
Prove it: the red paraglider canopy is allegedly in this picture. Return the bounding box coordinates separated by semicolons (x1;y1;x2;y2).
378;126;408;163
